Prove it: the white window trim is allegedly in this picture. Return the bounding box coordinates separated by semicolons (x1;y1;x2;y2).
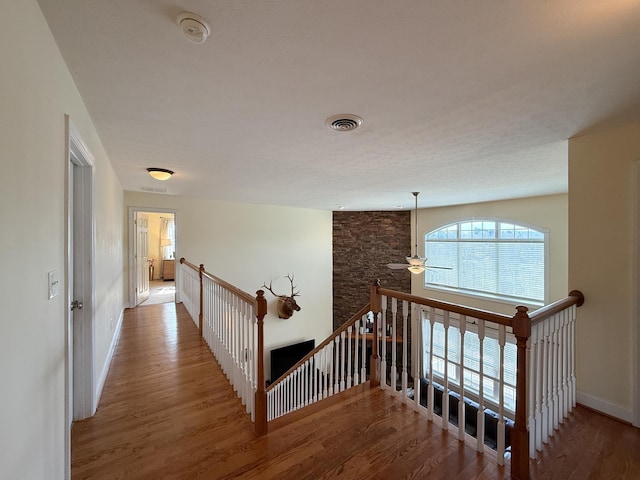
424;216;549;306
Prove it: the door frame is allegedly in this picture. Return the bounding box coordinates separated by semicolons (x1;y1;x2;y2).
64;116;96;477
128;206;179;307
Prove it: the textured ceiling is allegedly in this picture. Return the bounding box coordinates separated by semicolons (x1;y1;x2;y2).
38;0;640;210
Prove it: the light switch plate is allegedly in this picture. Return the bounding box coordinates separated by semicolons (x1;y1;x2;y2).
48;270;59;299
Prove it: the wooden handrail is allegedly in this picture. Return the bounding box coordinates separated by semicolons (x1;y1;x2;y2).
376;287;513;326
265;303;372;392
180;257;257;307
179;257;199;272
529;290;584;325
201;270;258;306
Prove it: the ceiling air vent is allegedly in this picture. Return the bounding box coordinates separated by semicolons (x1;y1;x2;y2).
326;114;363;132
141;186;167;193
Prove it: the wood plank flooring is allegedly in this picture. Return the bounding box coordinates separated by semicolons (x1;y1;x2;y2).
71;302;640;479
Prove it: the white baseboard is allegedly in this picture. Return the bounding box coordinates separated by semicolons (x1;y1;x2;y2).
94;307;125;411
576;390;633;423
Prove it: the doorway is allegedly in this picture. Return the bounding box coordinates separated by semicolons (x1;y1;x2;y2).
129;208;178;307
65;116;96;477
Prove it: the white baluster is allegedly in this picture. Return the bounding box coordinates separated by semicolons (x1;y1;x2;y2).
428;307;436;422
552;313;560;433
360;315;367;383
381;296;388;389
391;298;398;392
328;341;335;397
541;318;550;443
353;320;360;386
311;355;317;405
302;362;307;407
568;305;576;411
534;322;543;452
497;324;506;466
334;337;340;394
347;325;353;389
458;315;466;441
412;304;422;412
322;347;328;399
477;320;485;453
560;309;569;421
402;300;409;398
340;331;346;392
528;322;538;458
312;352;318;404
305;356;310;407
442;311;450;431
569;305;577;409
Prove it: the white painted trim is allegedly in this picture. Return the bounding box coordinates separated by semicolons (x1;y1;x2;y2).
633;160;640;427
95;307;125;404
69;122;97;420
128;206;180;307
576;390;633;424
64;116;97;480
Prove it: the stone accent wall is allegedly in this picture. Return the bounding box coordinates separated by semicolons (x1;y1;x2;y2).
333;211;411;329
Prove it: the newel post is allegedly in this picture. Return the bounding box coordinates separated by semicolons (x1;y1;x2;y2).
511;305;531;480
254;289;268;435
369;279;381;387
198;264;205;336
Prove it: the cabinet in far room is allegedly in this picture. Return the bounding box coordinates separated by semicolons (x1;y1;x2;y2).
163;259;175;281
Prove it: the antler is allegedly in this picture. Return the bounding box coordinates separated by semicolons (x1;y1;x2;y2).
286;274;300;297
261;281;281;298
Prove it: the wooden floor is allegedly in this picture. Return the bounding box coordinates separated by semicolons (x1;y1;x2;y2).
72;303;640;479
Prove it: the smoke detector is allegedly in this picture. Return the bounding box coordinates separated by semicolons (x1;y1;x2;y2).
325;114;363;132
177;12;210;44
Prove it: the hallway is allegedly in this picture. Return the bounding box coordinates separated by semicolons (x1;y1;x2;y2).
141;280;175;306
71;303;640;479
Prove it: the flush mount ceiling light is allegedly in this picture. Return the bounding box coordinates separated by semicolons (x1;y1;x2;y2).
325;114;363;132
177;11;211;44
147;168;174;181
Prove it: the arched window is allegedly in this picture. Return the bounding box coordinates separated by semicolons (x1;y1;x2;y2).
425;219;547;304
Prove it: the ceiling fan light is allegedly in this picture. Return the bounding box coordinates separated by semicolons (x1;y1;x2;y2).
406;255;426;266
408;265;426;274
147;168;174;181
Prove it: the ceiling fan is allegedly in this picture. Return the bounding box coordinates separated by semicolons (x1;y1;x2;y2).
387;192;452;274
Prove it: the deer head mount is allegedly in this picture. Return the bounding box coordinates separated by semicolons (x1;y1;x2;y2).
262;274;301;319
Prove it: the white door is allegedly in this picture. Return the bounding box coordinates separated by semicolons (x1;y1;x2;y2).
135;212;150;305
65;117;96;477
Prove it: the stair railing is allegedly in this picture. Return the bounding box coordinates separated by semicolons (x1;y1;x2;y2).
178;258;268;434
369;281;584;480
177;261;583;479
527;291;584;459
265;304;373;422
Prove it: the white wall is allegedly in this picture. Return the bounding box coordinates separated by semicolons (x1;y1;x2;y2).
569;124;640;422
124;192;333;381
412;194;569;315
0;2;124;478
